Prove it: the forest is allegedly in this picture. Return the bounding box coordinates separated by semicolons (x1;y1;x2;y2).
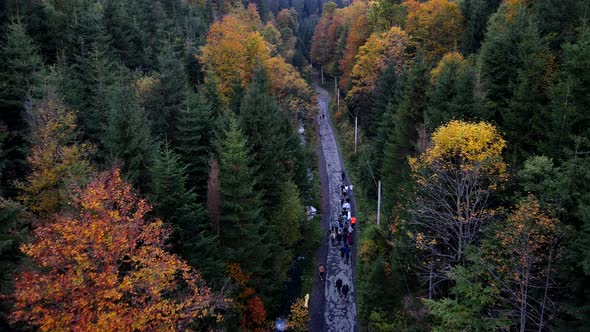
1;0;590;331
0;0;326;330
309;0;590;330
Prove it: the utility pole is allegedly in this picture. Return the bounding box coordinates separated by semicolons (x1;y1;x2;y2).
354;116;358;154
377;180;381;225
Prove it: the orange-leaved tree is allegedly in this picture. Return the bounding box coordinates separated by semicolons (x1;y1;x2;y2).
199;13;270;99
404;0;464;61
338;2;372;90
349;26;412;96
12;168;225;331
409;120;507;298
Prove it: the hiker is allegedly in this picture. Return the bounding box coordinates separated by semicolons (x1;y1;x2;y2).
337;228;342;244
347;232;353;246
341;172;345;181
336;278;343;294
348;225;353;234
319;264;326;281
331;220;339;232
331;230;336;245
340;245;346;258
345;246;351;263
342;284;350;300
342;201;350;211
349;184;354;195
351;216;356;229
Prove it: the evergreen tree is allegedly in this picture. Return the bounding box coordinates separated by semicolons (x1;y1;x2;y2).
238;69;297;212
545;24;590;158
103;0;143;69
373;60;401;180
265;180;305;309
61;0;113;113
175;91;213;196
218;115;269;278
460;0;501;54
0;18;44;195
150;42;189;140
505;17;550;165
480;5;550;165
426;56;484;132
380;58;429;212
149;143;225;282
479;4;528;122
101;77;155;185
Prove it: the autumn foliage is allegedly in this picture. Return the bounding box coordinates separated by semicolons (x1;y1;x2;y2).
12;168;224;331
17;94;93;216
404;0;464;61
199;14;270;98
350;26;412;95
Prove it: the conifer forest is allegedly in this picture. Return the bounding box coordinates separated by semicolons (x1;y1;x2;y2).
1;0;590;331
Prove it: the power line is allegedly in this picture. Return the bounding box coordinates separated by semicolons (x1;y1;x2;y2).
331;83;422;325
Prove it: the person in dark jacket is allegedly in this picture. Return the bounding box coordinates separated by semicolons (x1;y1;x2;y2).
342;284;350;300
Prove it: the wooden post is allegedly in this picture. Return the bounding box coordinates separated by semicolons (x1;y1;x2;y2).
377;180;381;225
354;116;358;154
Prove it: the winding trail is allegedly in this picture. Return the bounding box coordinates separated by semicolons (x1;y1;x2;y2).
309;83;358;332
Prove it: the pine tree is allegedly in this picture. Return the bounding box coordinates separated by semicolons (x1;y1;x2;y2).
545;24;590;158
0;18;44;195
101;77;155;185
426;55;484;132
265;180;305;308
480;4;551;165
479;3;527;122
380;58;429;212
61;0;113;113
149;143;225;282
373;60;401;178
150;42;189;140
175;91;213;195
505;16;550;165
218;114;269;278
238;69;295;212
460;0;501;54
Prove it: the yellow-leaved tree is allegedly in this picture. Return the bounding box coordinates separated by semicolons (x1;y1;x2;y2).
199;14;270;99
17;93;94;217
408;120;506;298
404;0;464;61
349;26;412;96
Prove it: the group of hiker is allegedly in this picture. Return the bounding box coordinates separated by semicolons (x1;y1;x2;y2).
331;174;356;265
318;172;357;302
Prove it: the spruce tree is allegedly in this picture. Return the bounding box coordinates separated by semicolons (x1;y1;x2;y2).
101;77;155;185
380;58;429;212
505;16;550;165
0;18;44;195
151;42;189;140
175;91;213;196
61;0;113;113
426;58;484;132
218;114;269;278
373;60;401;178
149;143;225;282
545;24;590;158
238;69;294;212
460;0;501;54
